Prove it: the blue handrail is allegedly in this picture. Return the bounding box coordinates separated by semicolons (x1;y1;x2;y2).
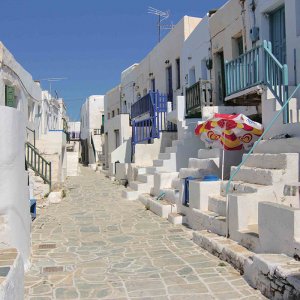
225;84;300;237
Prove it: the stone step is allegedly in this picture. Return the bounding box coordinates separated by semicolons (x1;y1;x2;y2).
172;140;183;147
153;159;176;172
168;213;187;225
231;166;284;186
192;209;227;236
139;194;173;218
166;146;177;154
171;178;182;190
188;158;220;171
137;174;154;184
158;152;171;160
220;181;272;196
121;188;139;200
145;166;160;175
238;224;260;252
159;188;180;204
153;159;163;167
208;195;226;217
129;181;151;193
243;153;291;170
198;148;221;159
179;168;212;179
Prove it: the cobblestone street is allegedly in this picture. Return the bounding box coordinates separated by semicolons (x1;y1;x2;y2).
25;167;265;299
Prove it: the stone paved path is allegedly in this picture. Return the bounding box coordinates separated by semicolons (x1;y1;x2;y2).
25;167;266;299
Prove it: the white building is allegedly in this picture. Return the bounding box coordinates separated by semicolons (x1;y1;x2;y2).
0;42;40;270
68;121;81;140
80;95;105;165
0;42;70;276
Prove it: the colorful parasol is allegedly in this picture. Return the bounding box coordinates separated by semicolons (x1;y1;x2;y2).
194;113;263;151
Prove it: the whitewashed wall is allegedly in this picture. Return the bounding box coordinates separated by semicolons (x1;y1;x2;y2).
181;15;210;88
0;107;31;269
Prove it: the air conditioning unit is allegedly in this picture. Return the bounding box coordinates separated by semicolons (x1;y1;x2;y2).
250;27;259;42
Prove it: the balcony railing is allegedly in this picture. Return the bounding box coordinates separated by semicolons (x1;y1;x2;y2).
185;80;213;117
131;93;154;119
225;41;289;122
225;46;262;97
131;91;177;158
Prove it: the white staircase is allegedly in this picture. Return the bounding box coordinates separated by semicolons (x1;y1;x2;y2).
190;151;299;252
136;148;222;223
121;125;203;200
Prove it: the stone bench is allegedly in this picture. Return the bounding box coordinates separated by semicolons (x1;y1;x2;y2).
0;247;23;300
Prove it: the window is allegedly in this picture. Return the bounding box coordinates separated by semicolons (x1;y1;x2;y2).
101;114;104;125
151;78;155;91
117;108;120;115
115;130;120;148
112;110;115;118
232;35;244;59
5;85;15;108
189;67;196;86
176;58;181;89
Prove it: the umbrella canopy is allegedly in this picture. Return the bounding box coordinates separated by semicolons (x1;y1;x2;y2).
195;113;263;151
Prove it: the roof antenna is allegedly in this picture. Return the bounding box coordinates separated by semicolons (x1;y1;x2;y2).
148;7;174;43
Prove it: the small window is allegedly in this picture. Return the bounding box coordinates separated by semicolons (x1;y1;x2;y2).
117;108;120;115
112;110;115;118
101;114;104;125
5;85;15;108
176;58;181;89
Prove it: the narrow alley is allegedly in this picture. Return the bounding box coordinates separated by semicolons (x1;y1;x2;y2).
24;167;265;300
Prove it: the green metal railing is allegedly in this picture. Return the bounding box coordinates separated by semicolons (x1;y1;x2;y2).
25;142;52;187
225;84;300;237
186;80;213;117
225;45;262;96
26;127;36;148
225;41;289;123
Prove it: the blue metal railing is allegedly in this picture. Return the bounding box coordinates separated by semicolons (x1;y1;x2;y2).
224;84;300;237
131;91;177;158
131;93;154;119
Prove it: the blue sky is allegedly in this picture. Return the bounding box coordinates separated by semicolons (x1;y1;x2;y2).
0;0;227;120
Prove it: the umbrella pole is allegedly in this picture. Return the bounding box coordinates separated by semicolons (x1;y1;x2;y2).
221;124;226;181
222;145;225;181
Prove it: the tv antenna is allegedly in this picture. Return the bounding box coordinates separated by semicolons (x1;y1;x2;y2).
39;77;68;98
148;7;174;43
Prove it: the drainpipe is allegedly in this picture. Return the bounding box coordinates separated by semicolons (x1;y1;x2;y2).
240;0;247;52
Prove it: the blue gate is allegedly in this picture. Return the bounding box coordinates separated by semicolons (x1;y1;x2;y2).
131;91;177;158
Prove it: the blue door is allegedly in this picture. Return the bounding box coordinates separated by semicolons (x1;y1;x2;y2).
270;6;286;64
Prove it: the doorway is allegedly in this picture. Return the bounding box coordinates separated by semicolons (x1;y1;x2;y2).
166;66;173;103
270;6;286;64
